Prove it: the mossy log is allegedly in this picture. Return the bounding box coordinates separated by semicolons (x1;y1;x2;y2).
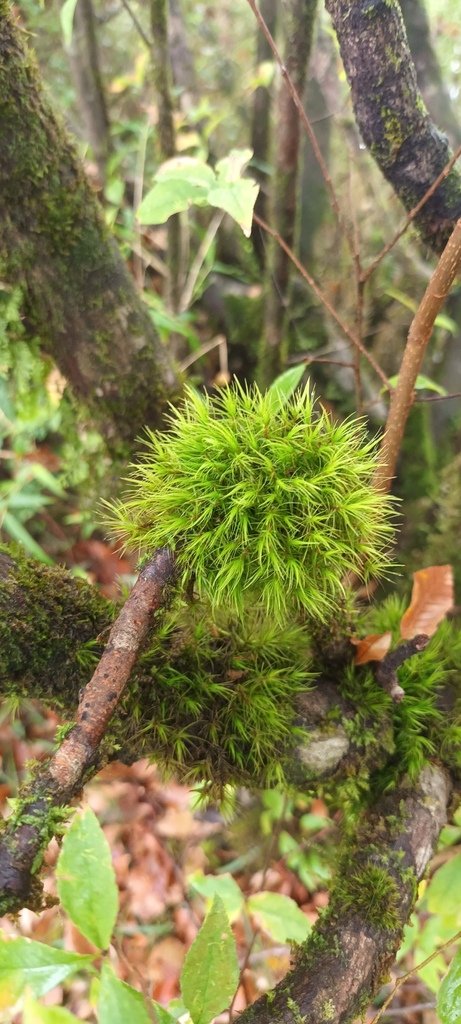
0;1;180;455
0;548;392;791
325;0;461;252
239;765;450;1024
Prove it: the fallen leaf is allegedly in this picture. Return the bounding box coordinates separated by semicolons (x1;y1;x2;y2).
400;565;454;639
351;633;392;665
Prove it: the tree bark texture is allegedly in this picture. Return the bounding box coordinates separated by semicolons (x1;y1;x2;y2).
259;0;318;388
0;1;180;455
325;0;461;253
399;0;461;147
64;0;112;175
240;766;450;1024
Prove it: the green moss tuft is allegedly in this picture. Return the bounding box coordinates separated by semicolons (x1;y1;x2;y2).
113;599;313;797
107;383;395;625
337;863;401;929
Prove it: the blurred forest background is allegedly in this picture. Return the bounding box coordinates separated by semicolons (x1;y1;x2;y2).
1;1;461;1021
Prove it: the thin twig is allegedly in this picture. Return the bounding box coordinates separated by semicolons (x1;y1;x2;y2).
119;0;152;48
374;218;461;494
253;212;389;388
369;928;461;1024
245;0;352;255
179;333;228;372
362;143;461;283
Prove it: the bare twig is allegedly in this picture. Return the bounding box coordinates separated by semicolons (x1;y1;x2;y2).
254;212;389;389
374;635;429;702
246;0;350;253
362;143;461;283
119;0;152;48
374;218;461;494
369;926;461;1024
0;548;176;914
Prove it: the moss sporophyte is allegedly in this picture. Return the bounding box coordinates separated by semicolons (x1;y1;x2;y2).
107;382;395;624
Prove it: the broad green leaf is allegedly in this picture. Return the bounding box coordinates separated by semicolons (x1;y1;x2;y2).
0;935;92;1006
98;964;152;1024
60;0;79;48
247;892;311;943
267;365;306;407
56;809;118;949
181;896;239;1024
24;993;79;1023
189;872;244;921
427;855;461;920
155;157;215;188
137;180;210;224
215;148;253;184
153;1001;180;1024
208;179;259;237
1;512;53;564
438;947;461;1024
387;373;447;397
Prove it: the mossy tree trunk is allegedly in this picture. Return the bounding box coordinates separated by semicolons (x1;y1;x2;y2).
325;0;461;253
0;1;180;457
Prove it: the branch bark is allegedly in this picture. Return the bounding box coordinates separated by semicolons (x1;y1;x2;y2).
0;1;180;455
239;765;450;1024
325;0;461;253
0;547;176;914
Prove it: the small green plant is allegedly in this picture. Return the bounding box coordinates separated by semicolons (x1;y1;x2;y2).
108;381;394;624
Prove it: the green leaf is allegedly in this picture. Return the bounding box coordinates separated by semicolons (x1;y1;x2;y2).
427;855;461;919
137;180;210;224
181;895;239;1024
387;372;447;397
208;178;259;237
0;935;92;1004
1;511;53;564
98;964;152;1024
156;157;216;188
215;148;253;184
267;365;306;407
438;947;461;1024
189;872;244;921
247;892;311;943
56;808;118;949
60;0;79;48
23;994;79;1023
153;1002;179;1024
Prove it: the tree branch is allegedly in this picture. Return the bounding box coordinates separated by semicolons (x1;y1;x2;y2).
374;217;461;493
0;548;176;914
0;1;180;454
239;765;450;1024
325;0;461;253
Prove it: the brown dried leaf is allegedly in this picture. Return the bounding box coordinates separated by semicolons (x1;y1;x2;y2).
351;632;392;665
400;565;454;639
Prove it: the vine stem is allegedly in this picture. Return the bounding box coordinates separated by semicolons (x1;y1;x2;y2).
374;217;461;494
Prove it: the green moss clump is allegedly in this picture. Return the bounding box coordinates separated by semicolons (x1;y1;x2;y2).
342;595;461;785
113;599;313;795
0;546;111;707
336;863;401;930
108;383;394;624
